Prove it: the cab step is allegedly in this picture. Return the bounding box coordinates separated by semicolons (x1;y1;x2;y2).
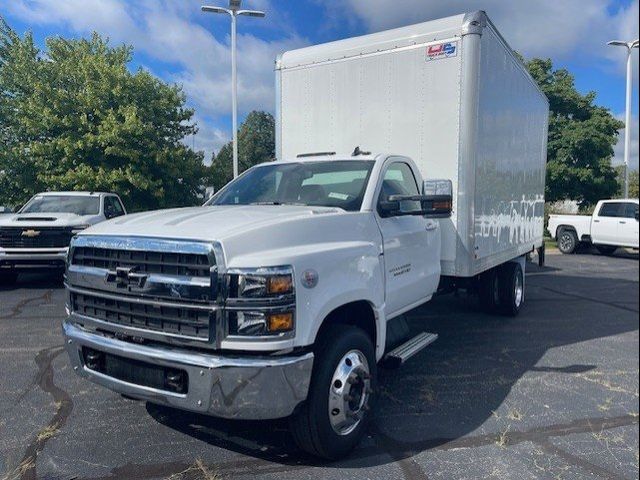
382;332;438;369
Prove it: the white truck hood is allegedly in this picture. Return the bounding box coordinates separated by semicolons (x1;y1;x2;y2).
80;205;344;242
0;212;99;228
77;205;379;269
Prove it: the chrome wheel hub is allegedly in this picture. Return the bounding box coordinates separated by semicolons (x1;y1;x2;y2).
560;234;573;252
328;350;371;436
514;272;524;307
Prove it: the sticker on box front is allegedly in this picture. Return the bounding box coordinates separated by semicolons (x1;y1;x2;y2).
426;41;458;61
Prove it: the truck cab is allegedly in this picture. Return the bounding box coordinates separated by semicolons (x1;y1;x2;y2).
0;191;126;284
549;199;639;255
62;153;457;457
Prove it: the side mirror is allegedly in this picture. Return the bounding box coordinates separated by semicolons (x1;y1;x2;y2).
422;179;453;218
382;193;453;218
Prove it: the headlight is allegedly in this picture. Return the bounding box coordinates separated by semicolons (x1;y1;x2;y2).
232;266;294;299
226;266;295;337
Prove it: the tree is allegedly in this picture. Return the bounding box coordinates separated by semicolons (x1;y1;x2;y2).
524;58;623;206
209;111;275;190
629;170;639;199
0;18;208;211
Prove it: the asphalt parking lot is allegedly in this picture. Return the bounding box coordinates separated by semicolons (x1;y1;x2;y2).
1;249;638;480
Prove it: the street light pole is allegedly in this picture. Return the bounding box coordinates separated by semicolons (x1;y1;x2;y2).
231;12;238;179
202;2;266;179
608;39;639;198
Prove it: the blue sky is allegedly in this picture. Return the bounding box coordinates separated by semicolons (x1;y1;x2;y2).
2;0;639;169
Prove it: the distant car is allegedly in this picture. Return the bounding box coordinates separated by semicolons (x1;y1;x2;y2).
548;199;639;255
0;206;13;216
0;192;127;284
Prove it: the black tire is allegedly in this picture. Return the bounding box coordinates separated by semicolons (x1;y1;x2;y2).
290;324;376;460
595;245;617;256
498;262;524;317
478;267;500;313
557;229;578;254
0;270;18;286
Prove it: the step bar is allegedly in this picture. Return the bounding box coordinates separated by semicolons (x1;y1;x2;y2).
382;332;438;368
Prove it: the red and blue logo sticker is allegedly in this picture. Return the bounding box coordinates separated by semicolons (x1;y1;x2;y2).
426;41;458;61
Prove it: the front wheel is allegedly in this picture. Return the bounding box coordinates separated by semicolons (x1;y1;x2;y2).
290;324;376;460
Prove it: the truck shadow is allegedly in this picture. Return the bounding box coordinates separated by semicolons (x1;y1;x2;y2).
145;263;639;469
0;272;64;291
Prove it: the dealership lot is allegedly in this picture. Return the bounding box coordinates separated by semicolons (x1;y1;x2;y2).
0;250;638;480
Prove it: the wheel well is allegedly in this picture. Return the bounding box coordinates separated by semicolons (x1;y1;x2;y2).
317;301;376;347
557;225;576;238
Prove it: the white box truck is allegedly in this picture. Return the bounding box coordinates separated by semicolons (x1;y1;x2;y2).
63;11;548;460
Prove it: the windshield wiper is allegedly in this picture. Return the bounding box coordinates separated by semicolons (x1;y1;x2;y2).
249;201;307;206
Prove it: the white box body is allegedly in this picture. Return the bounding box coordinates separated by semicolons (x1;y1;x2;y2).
276;11;548;277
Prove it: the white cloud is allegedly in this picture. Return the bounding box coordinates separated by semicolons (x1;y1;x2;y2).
322;0;639;71
5;0;307;160
613;113;639;171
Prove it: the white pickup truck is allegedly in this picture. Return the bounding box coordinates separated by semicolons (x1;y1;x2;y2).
62;12;548;459
0;191;126;284
548;199;639;255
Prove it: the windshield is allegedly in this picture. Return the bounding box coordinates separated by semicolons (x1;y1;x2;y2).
207;161;374;212
20;196;100;215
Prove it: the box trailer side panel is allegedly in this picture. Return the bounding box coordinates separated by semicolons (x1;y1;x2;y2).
469;24;548;276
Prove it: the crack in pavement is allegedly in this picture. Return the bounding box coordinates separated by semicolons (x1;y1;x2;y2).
16;346;73;480
0;290;54;320
536;439;629;480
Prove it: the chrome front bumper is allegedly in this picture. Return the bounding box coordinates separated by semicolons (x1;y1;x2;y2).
63;321;313;420
0;248;68;268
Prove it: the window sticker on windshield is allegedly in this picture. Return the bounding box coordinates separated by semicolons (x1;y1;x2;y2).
426;41;457;61
328;192;349;200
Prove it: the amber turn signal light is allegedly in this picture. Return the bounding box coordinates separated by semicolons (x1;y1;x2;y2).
267;275;293;295
267;312;294;332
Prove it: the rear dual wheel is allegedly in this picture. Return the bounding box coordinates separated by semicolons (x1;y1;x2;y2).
478;262;524;317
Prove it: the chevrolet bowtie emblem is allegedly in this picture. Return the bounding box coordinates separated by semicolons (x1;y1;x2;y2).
21;229;41;238
105;266;148;289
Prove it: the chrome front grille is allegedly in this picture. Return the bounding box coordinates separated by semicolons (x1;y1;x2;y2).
71;291;212;340
66;236;221;347
72;246;210;278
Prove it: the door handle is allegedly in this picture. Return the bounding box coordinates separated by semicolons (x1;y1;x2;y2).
593;220;600;223
619;221;627;224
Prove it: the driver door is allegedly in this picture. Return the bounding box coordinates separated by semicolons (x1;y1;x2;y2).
375;160;440;318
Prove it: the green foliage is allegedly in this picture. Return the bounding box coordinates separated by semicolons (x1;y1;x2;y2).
629;170;639;199
0;18;208;211
209;111;275;190
524;58;623;207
